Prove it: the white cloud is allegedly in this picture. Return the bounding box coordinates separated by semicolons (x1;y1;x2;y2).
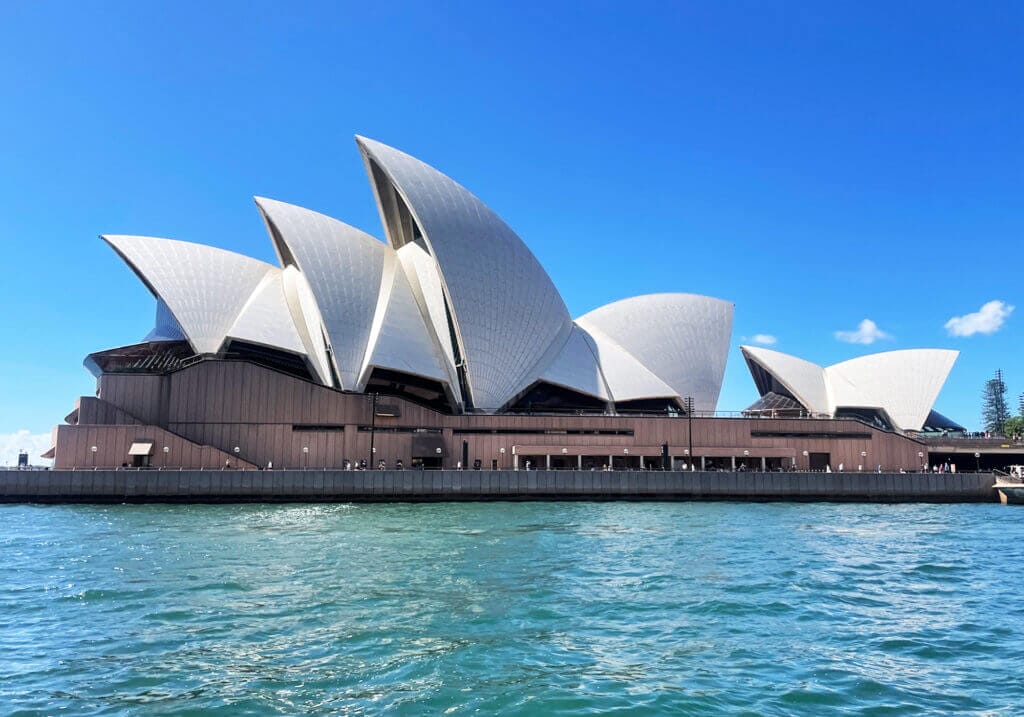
750;334;777;346
0;430;53;467
944;300;1014;337
834;319;892;345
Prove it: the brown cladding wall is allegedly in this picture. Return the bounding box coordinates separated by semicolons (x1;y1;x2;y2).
56;361;927;472
53;424;256;470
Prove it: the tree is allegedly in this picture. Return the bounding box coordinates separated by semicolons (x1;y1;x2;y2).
982;369;1011;435
1006;416;1024;441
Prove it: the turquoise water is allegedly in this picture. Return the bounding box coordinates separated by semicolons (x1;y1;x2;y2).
1;502;1023;715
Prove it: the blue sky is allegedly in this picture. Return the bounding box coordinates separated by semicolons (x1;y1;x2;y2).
1;1;1021;459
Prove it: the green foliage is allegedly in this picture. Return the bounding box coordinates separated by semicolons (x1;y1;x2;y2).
1005;416;1024;440
982;369;1011;435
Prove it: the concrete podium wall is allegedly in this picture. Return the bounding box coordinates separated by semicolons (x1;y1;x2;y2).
0;470;998;503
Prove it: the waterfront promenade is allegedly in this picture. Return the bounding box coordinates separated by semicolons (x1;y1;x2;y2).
0;469;997;503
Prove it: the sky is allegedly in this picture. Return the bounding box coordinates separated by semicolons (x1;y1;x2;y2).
0;1;1021;463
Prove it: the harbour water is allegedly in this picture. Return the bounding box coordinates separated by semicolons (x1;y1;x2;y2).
2;502;1023;714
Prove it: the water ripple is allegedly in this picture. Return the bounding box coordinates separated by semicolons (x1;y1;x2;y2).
0;502;1023;714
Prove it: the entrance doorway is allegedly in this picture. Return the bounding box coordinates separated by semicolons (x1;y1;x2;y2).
412;455;442;469
549;455;575;470
809;452;831;471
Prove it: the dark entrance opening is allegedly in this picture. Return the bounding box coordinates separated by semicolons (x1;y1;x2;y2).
550;455;574;470
223;340;314;381
365;368;454;413
518;455;544;470
506;381;607;414
809;452;831;471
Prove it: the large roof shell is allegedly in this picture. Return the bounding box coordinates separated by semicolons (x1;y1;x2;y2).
144;299;187;343
395;242;462;401
279;265;333;385
538;326;611;401
255;197;386;390
103;235;277;356
741;345;959;431
225;268;306;356
577;293;734;412
582;326;678;402
740;345;829;414
359;250;453;388
825;349;958;432
356;136;573;412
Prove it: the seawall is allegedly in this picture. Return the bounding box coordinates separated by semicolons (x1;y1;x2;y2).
0;469;997;504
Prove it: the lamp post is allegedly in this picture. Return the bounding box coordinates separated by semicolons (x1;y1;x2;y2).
233;446;240;470
918;451;925;472
90;445;97;469
499;446;505;469
302;446;309;470
860;450;867;472
436;446;442;469
801;450;808;471
162;445;169;468
974;451;981;472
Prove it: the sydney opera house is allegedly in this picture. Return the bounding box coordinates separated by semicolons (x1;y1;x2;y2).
49;137;961;472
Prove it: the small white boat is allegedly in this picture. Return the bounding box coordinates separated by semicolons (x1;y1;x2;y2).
995;466;1024;504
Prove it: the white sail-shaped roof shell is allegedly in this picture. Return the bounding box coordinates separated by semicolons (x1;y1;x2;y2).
583;326;678;402
740;345;830;414
741;345;959;431
103;235;281;356
144;299;187;343
356;136;573;412
255;197;386;390
826;349;958;432
577;294;734;412
225;268;305;356
539;326;611;401
395;242;463;404
279;265;333;385
359;251;453;387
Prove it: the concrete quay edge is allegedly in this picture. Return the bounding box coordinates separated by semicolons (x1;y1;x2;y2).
0;469;998;504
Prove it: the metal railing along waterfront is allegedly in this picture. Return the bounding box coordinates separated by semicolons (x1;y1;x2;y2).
56;464;998;475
